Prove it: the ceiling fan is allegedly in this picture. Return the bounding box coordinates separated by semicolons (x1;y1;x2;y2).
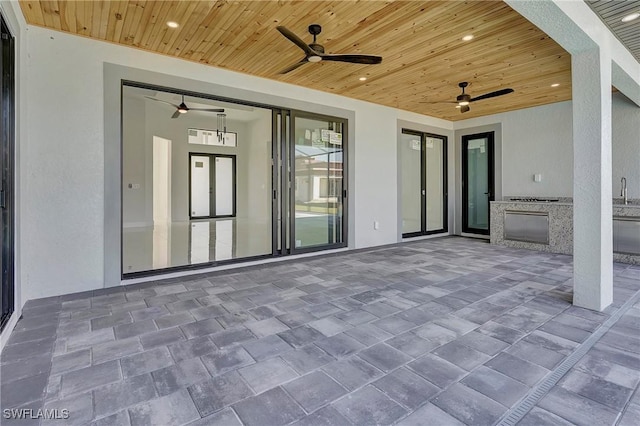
276;24;382;74
424;82;514;113
145;95;225;119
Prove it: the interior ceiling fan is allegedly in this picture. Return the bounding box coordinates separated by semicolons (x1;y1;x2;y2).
424;82;514;113
276;24;382;74
145;95;225;119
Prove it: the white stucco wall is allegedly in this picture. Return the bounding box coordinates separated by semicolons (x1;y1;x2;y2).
0;0;26;351
454;93;639;199
17;23;452;302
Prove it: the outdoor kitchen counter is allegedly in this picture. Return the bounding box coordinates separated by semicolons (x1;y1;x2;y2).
490;200;640;265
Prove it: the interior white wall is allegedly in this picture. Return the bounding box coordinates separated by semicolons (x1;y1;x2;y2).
122;95;147;225
454;93;639;200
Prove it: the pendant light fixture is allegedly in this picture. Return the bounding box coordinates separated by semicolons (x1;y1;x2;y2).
217;113;227;142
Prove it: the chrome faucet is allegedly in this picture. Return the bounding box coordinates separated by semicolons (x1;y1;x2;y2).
621;177;628;205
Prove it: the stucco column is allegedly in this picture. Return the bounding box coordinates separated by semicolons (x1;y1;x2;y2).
572;48;613;311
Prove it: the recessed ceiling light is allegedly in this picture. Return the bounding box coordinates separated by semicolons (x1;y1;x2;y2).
462;34;474;41
359;77;367;81
551;83;560;87
167;21;179;28
621;12;639;22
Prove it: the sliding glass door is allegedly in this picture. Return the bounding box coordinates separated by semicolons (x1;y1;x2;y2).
400;130;447;238
122;82;348;277
0;14;15;330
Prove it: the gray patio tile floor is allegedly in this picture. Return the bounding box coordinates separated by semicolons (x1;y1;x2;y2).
1;237;639;425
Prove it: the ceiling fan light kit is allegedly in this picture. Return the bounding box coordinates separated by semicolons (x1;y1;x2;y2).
276;24;383;74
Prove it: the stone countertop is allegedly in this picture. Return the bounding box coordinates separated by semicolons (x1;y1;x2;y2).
491;200;573;206
492;197;640;208
614;204;640;215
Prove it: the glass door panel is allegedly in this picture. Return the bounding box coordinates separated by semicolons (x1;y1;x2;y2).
462;133;494;235
190;155;211;218
401;130;447;237
214;156;235;216
291;113;345;251
122;84;273;275
401;132;423;235
425;136;445;231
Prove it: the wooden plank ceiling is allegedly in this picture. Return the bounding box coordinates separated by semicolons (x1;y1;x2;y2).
19;0;573;121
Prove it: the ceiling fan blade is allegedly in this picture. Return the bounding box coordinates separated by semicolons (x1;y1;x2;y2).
322;54;382;65
419;101;458;104
276;26;317;57
460;105;470;113
470;88;514;102
171;110;181;119
145;96;180;109
189;108;225;112
279;59;308;74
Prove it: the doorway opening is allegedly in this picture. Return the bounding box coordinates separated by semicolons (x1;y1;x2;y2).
462;132;495;236
189;153;236;219
0;14;15;331
152;136;172;269
400;129;448;238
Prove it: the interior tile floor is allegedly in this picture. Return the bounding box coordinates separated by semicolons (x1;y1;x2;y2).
2;237;639;426
122;218;272;274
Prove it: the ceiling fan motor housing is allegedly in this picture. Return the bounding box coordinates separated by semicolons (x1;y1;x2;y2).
309;43;325;53
457;82;470;102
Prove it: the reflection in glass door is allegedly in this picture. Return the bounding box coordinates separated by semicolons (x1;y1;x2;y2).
291;113;346;252
401;130;447;238
462;132;494;235
401;132;422;235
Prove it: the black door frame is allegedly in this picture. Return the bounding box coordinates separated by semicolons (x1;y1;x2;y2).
462;132;495;235
401;129;448;238
188;152;237;219
0;13;15;331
